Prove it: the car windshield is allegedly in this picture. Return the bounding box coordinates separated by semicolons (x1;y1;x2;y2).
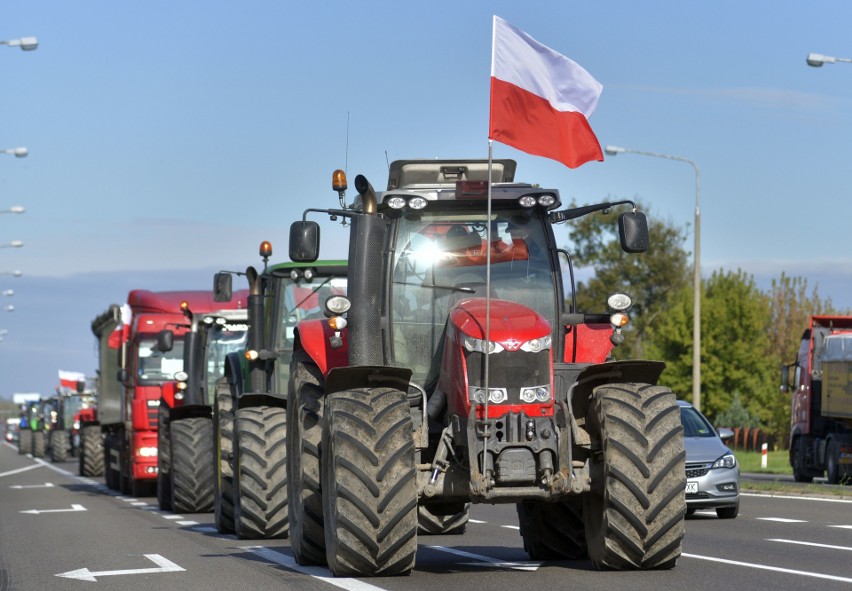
680;406;717;438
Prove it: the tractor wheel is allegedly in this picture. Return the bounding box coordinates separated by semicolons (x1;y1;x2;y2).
213;378;235;533
583;383;685;570
233;406;289;539
517;498;586;559
80;426;103;476
32;430;46;459
157;403;173;510
51;430;70;463
104;433;117;489
418;503;470;535
321;387;418;577
18;429;32;455
791;438;814;483
171;417;214;513
287;351;327;565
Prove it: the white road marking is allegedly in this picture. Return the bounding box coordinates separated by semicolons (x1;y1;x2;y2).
501;525;520;530
0;464;42;478
244;546;389;591
469;519;487;524
769;538;852;552
683;553;852;584
741;492;852;504
426;545;541;571
176;520;198;526
193;526;218;533
55;554;185;582
20;504;87;515
9;482;54;489
163;515;183;520
756;517;807;523
830;525;852;530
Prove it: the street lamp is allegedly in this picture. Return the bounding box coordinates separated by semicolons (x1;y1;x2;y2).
604;144;703;411
0;241;23;249
0;206;25;215
807;53;852;67
0;37;38;51
1;147;27;158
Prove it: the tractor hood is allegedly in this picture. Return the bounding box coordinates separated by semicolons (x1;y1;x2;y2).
449;298;551;350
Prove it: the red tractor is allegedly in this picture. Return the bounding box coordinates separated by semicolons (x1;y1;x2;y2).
282;160;685;575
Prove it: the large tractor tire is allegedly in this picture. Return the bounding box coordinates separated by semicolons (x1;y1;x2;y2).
321;387;418;577
157;403;173;510
32;430;46;459
517;498;586;559
213;378;235;533
51;430;70;463
104;433;118;490
418;503;470;536
171;417;214;513
583;383;685;570
287;351;327;565
826;440;840;485
233;406;289;539
18;429;32;455
79;425;104;477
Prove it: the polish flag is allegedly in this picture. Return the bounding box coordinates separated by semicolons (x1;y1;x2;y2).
489;16;604;169
58;369;86;390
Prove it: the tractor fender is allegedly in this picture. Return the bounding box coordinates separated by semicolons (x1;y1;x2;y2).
293;320;349;376
326;366;413;397
558;360;666;419
168;403;212;423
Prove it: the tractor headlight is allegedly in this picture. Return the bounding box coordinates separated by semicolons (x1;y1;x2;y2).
409;197;427;209
520;336;552;352
387;196;406;209
520;386;551;403
470;387;508;404
462;335;504;354
607;292;633;312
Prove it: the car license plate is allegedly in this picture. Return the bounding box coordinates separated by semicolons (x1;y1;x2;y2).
685;481;698;494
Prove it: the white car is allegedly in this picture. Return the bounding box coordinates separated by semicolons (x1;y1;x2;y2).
679;400;740;519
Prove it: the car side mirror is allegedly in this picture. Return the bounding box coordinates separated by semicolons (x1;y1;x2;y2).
618;211;649;253
289;221;320;263
717;427;734;442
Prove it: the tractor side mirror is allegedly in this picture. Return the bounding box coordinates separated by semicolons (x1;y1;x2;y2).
618;211;649;253
289;221;320;263
157;329;174;353
213;272;232;302
780;364;791;394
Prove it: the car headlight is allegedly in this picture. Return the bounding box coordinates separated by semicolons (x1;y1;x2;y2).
712;453;737;469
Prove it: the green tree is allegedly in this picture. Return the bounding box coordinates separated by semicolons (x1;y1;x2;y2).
564;200;690;359
646;269;776;425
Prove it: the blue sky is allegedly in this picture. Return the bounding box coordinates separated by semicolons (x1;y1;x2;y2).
1;1;851;399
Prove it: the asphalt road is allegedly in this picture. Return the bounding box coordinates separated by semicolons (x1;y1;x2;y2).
2;442;851;591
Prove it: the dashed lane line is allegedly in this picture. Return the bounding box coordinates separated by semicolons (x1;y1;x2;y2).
683;552;852;584
244;546;389;591
768;538;852;552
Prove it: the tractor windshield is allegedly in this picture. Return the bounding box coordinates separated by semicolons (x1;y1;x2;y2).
205;323;249;398
390;208;557;386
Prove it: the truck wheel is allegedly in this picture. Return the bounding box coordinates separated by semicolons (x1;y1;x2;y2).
287;351;326;565
104;433;117;489
32;430;46;458
157;403;173;510
321;387;417;577
213;378;235;533
18;429;31;455
791;438;814;483
418;503;470;535
51;430;70;463
171;417;214;513
80;426;103;476
517;498;586;559
233;406;289;539
826;441;840;485
583;383;685;570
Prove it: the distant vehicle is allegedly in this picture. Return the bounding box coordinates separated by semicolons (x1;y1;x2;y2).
680;400;739;519
782;316;852;485
5;418;19;443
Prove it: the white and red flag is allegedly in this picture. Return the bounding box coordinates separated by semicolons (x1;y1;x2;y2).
58;369;86;390
489;15;603;169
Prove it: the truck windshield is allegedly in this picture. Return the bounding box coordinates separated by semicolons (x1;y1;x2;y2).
390;208;556;385
137;338;185;383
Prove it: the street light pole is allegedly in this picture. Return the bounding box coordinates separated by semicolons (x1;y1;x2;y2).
807;52;852;67
604;144;702;411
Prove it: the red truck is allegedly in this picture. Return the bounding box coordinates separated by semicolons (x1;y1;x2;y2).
91;290;238;496
784;315;852;484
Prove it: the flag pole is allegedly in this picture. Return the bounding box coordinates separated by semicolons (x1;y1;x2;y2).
482;139;493;485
